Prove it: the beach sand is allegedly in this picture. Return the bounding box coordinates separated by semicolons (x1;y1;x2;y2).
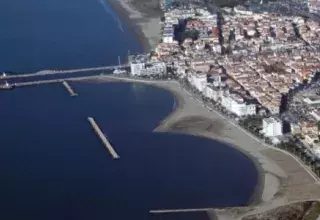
106;0;162;52
96;75;320;220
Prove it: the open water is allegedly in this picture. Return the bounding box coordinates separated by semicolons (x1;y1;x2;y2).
0;0;258;219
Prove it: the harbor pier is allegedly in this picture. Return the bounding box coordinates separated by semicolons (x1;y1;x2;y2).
87;117;120;159
149;208;213;214
62;81;77;96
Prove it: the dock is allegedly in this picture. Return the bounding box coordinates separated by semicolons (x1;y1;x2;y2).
13;75;102;87
149;208;213;214
62;81;77;96
87;117;120;159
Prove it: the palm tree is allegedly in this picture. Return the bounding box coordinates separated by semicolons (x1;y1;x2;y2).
305;155;313;166
301;151;307;164
317;121;320;140
311;160;316;171
316;164;320;177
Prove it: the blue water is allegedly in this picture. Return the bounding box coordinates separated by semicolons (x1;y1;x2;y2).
0;0;258;219
0;0;141;73
0;82;258;220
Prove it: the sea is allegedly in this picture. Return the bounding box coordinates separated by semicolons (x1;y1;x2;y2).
0;0;258;220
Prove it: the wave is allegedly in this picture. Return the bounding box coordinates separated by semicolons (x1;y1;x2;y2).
98;0;124;32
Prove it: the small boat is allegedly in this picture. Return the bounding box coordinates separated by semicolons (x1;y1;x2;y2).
113;69;127;75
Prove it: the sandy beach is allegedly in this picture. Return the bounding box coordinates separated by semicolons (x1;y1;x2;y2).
106;0;162;52
96;75;320;219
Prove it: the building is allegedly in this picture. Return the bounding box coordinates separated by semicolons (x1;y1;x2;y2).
129;55;148;76
162;24;174;43
220;92;256;117
262;117;283;137
139;62;167;76
203;85;224;102
130;62;145;76
188;72;207;92
304;97;320;106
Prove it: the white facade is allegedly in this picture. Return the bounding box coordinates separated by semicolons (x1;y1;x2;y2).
163;36;174;43
162;24;174;44
130;62;145;76
188;72;207;92
203;85;224;102
262;117;283;137
139;62;167;76
221;93;256;117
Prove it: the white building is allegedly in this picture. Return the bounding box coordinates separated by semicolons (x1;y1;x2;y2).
188;72;207;92
262;117;283;137
220;92;256;117
203;85;224;102
162;24;174;43
130;62;145;76
139;62;167;76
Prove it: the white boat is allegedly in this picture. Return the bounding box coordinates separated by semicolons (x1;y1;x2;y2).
113;69;127;75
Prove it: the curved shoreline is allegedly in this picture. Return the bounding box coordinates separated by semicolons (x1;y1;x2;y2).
150;82;264;207
98;76;266;206
105;0;162;52
94;76;320;219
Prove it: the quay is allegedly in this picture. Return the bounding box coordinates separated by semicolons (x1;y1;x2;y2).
4;64;129;79
62;81;77;96
13;75;101;87
149;208;215;214
87;117;120;159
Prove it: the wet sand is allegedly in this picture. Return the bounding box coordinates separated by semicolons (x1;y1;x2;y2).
106;0;162;52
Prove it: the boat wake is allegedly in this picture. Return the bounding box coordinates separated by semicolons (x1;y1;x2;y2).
98;0;124;32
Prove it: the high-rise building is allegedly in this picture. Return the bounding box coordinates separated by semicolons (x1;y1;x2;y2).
130;62;145;76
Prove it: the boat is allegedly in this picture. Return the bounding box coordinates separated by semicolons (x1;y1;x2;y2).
0;81;15;90
113;69;127;75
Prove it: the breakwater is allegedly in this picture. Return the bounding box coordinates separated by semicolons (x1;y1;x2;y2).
62;81;77;96
13;75;101;87
87;117;120;159
4;64;129;79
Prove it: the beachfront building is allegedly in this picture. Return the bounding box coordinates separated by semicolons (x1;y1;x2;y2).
220;92;256;117
188;72;207;93
129;54;148;76
139;62;167;76
162;24;174;43
130;62;145;76
262;117;283;137
203;85;224;102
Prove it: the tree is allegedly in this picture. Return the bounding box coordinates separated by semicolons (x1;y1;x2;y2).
317;121;320;141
